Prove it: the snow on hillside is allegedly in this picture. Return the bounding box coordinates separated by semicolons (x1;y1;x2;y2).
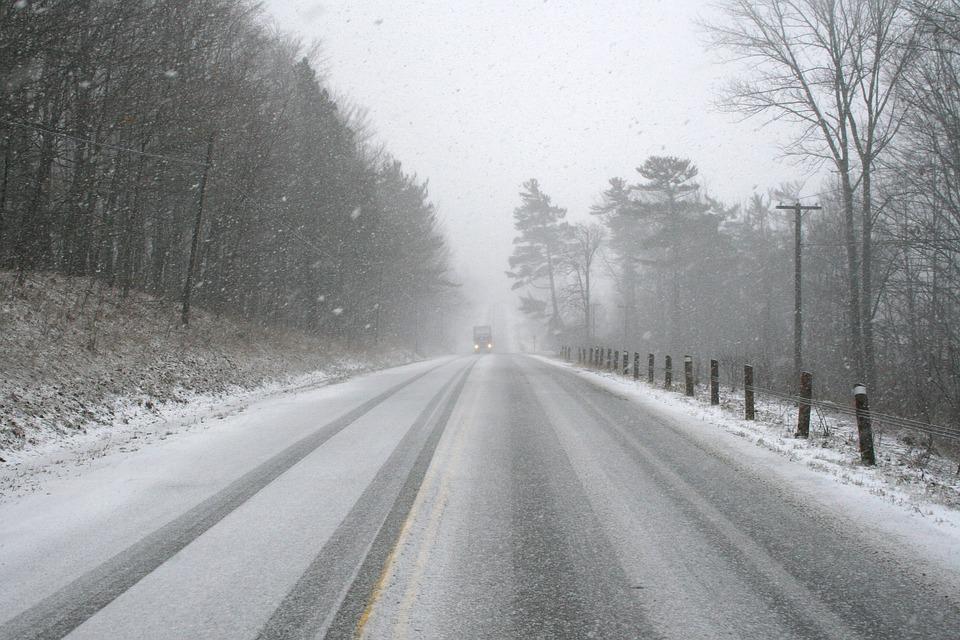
0;271;416;459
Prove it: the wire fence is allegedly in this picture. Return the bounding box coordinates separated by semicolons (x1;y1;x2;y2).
744;383;960;442
567;346;960;444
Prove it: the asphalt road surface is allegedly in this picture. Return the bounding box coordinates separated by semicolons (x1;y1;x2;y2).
1;355;957;639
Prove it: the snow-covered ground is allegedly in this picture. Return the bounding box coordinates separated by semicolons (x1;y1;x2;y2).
0;362;409;501
0;357;457;632
2;354;957;638
536;355;960;588
0;271;418;463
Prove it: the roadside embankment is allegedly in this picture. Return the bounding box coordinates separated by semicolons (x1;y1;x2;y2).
0;271;416;459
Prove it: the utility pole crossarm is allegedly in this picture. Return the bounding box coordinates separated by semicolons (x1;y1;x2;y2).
774;203;824;212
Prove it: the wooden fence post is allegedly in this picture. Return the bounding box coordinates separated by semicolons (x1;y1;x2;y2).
623;350;629;376
665;355;672;389
647;353;654;384
684;355;694;396
710;359;719;405
633;352;640;380
853;384;876;465
744;364;755;420
613;349;619;373
606;348;612;370
797;371;813;438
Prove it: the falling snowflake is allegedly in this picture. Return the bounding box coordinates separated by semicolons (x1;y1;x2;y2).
332;307;343;315
350;207;362;220
163;69;178;78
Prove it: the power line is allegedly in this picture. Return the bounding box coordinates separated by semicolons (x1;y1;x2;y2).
3;116;340;261
0;118;342;258
0;117;208;168
208;175;336;260
795;188;837;201
3;117;337;257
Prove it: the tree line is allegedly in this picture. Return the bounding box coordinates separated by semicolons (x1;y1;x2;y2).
0;0;456;349
508;0;960;427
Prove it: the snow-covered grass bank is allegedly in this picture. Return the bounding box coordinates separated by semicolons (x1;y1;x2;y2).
0;271;417;464
539;356;960;526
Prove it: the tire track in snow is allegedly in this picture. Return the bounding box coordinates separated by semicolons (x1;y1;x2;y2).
256;359;476;640
534;357;958;639
0;360;452;640
505;360;658;639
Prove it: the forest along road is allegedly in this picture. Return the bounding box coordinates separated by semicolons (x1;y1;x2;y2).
1;356;958;640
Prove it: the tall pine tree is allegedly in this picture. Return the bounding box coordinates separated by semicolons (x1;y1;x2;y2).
506;179;569;333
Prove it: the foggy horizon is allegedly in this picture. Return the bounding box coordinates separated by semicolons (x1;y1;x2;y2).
265;0;816;302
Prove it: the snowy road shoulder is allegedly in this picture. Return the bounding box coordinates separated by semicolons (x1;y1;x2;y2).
0;357;458;630
534;355;960;593
0;357;450;502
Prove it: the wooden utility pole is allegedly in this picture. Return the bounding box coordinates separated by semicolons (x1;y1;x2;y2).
181;132;215;326
744;364;755;420
710;359;719;405
853;383;876;465
797;371;813;438
776;202;822;385
0;136;10;262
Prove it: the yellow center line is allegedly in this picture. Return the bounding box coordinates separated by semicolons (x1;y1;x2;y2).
353;374;474;639
392;407;472;636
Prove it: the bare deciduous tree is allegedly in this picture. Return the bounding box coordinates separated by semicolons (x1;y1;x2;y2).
561;223;605;342
704;0;917;393
0;0;455;351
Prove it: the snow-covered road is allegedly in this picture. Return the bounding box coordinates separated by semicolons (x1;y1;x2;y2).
1;355;957;639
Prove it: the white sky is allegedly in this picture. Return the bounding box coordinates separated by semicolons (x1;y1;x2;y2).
264;0;815;311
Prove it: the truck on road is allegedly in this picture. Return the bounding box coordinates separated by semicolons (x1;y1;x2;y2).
473;325;493;353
